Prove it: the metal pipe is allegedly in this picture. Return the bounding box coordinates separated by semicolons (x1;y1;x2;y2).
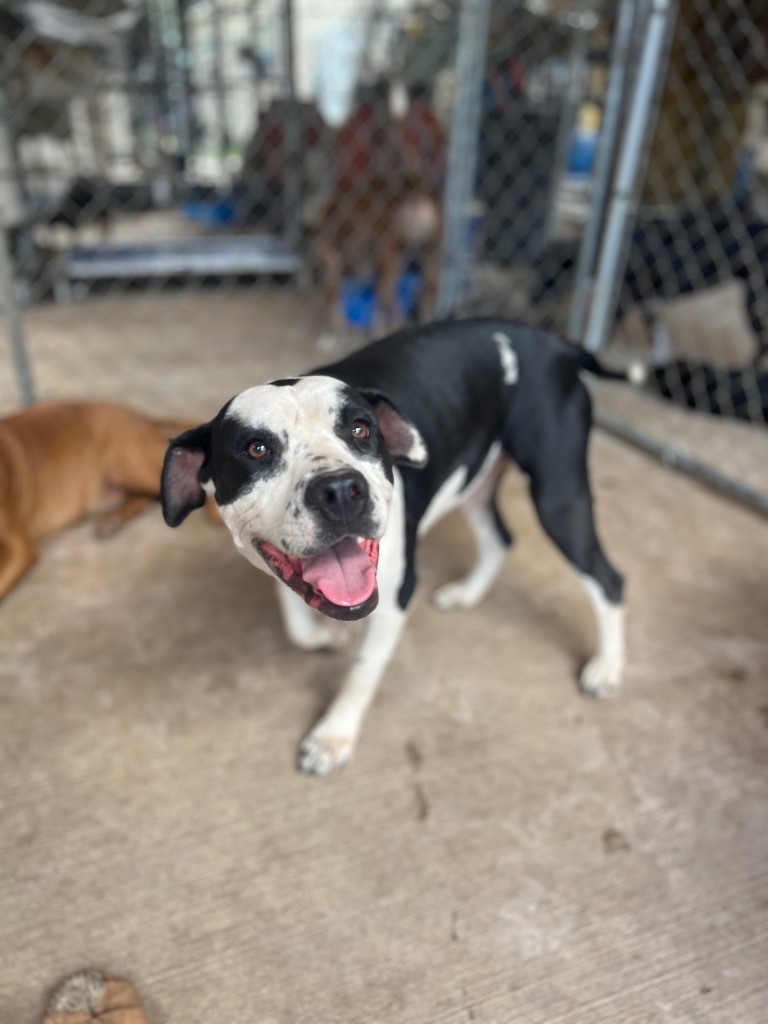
0;77;34;406
172;0;194;171
567;0;636;341
596;414;768;519
542;15;588;245
583;0;676;353
211;0;231;160
248;0;262;124
281;0;301;252
436;0;492;317
0;227;35;406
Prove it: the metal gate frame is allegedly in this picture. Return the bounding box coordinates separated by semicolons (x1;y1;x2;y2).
580;0;768;519
440;0;767;520
2;0;767;520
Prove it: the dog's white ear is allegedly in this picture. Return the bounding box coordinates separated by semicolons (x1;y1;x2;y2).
162;422;213;527
361;392;428;468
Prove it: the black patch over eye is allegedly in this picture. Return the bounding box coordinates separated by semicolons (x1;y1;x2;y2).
247;440;270;459
351;420;370;440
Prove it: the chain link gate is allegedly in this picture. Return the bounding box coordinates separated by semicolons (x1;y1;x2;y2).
577;0;768;515
0;0;767;510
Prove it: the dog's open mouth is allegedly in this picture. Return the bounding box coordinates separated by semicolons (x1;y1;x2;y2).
257;536;380;620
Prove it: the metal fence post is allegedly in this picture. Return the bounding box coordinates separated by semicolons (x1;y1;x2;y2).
542;12;589;246
211;0;231;160
281;0;302;254
0;77;34;406
436;0;492;318
567;0;637;342
0;227;34;406
583;0;676;353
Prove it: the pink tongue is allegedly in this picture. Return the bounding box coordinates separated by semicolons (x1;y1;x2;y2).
301;537;377;607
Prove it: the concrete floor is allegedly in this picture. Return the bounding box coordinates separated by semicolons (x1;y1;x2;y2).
1;290;768;1023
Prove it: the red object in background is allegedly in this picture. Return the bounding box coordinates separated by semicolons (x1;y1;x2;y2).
335;96;446;193
401;101;446;190
336;99;398;191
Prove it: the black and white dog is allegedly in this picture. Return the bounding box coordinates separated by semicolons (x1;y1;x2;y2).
162;319;627;775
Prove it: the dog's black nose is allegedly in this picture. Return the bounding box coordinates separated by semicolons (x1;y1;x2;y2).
305;470;369;525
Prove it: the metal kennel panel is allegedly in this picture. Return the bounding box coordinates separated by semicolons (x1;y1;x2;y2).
571;0;768;514
0;1;616;405
0;1;766;516
0;0;304;301
447;0;768;513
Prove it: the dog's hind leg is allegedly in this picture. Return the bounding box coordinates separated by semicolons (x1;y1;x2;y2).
577;572;626;699
515;389;625;698
0;522;38;599
418;233;441;323
374;232;405;336
433;471;512;611
531;482;625;698
316;233;346;352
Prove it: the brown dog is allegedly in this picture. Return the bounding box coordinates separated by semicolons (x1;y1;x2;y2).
0;401;203;599
313;177;442;344
310;83;445;345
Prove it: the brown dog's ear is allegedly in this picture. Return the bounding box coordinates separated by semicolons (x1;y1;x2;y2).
161;422;213;527
359;391;428;468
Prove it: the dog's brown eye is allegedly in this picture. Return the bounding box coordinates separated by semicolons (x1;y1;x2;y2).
351;421;370;440
247;441;269;459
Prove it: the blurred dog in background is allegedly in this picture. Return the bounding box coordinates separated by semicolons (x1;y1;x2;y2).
306;81;445;349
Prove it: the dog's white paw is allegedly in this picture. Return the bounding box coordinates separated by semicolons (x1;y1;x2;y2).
579;654;623;699
432;581;479;611
298;729;354;776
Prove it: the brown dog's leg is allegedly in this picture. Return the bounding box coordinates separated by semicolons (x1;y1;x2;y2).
0;523;38;599
94;494;153;539
419;232;442;322
316;232;346;340
94;415;177;538
376;232;403;336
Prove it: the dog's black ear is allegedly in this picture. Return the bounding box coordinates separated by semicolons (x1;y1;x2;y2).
161;422;213;527
359;391;428;468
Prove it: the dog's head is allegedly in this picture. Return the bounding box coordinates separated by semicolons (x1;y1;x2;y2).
161;376;427;620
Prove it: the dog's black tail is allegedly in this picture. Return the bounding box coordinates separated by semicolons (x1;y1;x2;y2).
575;347;647;386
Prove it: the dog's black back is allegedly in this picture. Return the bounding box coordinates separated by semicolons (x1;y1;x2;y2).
316;320;588;507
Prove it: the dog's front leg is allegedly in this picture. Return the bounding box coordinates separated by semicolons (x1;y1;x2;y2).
0;522;38;600
298;476;410;775
297;597;407;775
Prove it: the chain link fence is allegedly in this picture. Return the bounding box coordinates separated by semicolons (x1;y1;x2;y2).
1;1;767;507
